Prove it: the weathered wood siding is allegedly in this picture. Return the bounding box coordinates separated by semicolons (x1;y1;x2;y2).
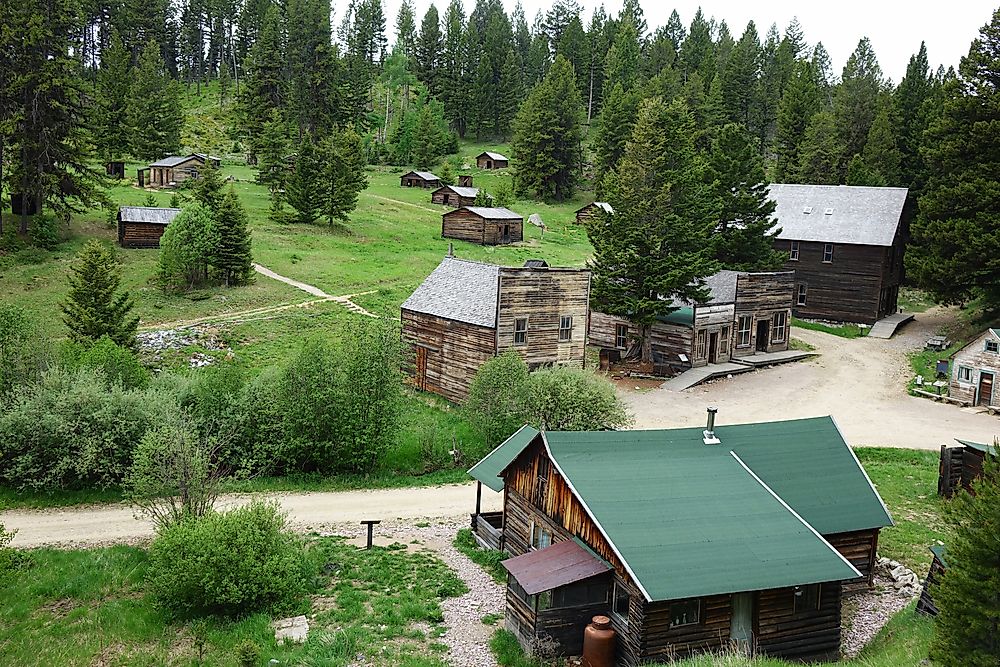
400;309;495;403
692;305;734;367
574;204;607;226
756;582;841;661
149;157;204;187
775;239;900;324
639;595;732;662
400;175;439;188
477;156;509;169
916;554;946;616
949;331;1000;406
497;268;590;368
441;210;523;245
118;220;168;248
431;187;476;207
824;529;879;593
731;272;795;357
588;311;693;367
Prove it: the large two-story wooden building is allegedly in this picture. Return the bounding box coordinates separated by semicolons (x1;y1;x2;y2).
769;184;907;325
469;414;893;665
401;255;591;403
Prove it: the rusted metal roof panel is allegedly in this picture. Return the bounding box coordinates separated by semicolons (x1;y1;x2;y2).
502;539;611;595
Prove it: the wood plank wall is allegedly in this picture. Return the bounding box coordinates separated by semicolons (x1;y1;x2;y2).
755;582;841;661
731;272;794;357
823;529;879;593
118;221;168;248
916;555;945;616
574;205;604;225
950;331;1000;406
638;595;732;662
431;188;476;207
441;210;524;244
588;311;694;365
400;309;496;403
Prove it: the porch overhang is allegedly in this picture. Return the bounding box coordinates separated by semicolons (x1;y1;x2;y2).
502;539;611;595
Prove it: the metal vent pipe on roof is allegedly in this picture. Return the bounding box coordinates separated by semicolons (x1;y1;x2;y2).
703;407;721;445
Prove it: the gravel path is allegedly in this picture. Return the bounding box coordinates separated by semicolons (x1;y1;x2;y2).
253;263;378;317
841;574;920;657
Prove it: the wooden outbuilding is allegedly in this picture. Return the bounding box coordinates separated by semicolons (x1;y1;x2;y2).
574;201;614;225
769;184;907;325
117;206;182;248
400;170;441;188
431;185;484;208
916;546;947;616
468;413;893;665
590;270;794;374
442;206;523;245
105;161;125;179
146;153;221;188
948;329;1000;409
10;193;39;216
938;439;996;498
401;255;591;403
458;175;474;187
476;151;509;169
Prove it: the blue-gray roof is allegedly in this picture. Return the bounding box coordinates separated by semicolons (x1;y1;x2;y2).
402;257;500;328
769;184;907;247
461;207;522;220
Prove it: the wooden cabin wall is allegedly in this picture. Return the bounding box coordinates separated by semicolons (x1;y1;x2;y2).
482;219;523;245
824;529;879;593
477;156;509;169
691;304;734;367
731;273;794;356
536;587;613;656
756;582;841;661
505;582;537;646
442;210;486;243
497;269;590;368
916;555;946;616
949;333;1000;406
937;445;965;497
400;309;496;403
118;221;168;248
431;189;476;207
588;311;693;364
574;205;602;225
775;239;888;324
638;595;732;663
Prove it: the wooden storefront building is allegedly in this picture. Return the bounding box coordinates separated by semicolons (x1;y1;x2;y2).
769;184;907;325
400;170;441;188
574;201;613;225
401;255;591;403
948;329;1000;409
442;206;523;245
476;151;509;169
468;414;893;665
937;439;996;498
117;206;182;248
142;153;221;188
589;270;794;374
432;185;483;208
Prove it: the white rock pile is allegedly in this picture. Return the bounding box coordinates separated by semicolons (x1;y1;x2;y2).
137;326;233;368
877;556;922;597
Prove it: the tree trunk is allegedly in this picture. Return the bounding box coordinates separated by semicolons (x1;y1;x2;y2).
640;323;653;363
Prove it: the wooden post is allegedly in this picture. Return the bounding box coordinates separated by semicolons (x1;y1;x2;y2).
938;445;950;498
361;520;380;549
475;481;482;516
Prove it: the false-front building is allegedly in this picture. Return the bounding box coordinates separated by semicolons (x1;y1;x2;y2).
401;256;591;403
400;171;442;188
142;153;221;188
117;206;182;248
476;151;509;169
589;270;794;373
442;206;523;245
432;185;483;208
949;328;1000;408
769;184;907;325
469;415;893;665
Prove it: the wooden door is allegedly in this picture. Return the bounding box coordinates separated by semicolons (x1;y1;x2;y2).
708;332;719;364
415;347;428;391
731;592;754;650
756;319;769;352
978;372;994;406
502;224;510;243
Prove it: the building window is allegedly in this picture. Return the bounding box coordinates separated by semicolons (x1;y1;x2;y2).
793;584;821;614
612;581;630;626
823;243;834;263
720;326;730;354
529;521;552;551
987;339;999;353
789;241;799;261
514;318;528;345
958;366;973;383
510;578;532;606
737;315;752;348
670;599;701;627
538;579;609;610
615;324;628;349
696;330;707;358
559;316;573;342
772;312;787;343
796;284;807;306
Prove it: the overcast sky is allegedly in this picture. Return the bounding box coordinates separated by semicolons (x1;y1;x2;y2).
349;0;999;82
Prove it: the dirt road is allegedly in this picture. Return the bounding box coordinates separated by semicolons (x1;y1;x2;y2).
1;483;502;549
625;307;998;449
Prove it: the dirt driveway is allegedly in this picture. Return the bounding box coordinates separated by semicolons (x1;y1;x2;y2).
625;307;998;449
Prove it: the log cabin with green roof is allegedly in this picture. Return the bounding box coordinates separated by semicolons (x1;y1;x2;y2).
468;412;893;664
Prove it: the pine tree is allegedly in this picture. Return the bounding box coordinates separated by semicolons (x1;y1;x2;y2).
61;240;139;349
239;1;285;162
862;104;901;185
218;58;231;109
257;111;291;191
511;55;583;201
93;30;133;163
930;452;1000;667
796;111;840;185
286;136;323;224
604;18;640;94
192;162;227;211
592;82;639;186
556;14;588;95
679;9;715;89
707;123;783;270
287;0;340;136
394;0;417;59
719;21;760;128
834;37;885;177
664;9;686;52
210;188;254;286
845;153;886;187
774;60;820;181
588;97;720;362
415;5;443;95
895;42;934;192
440;0;468;136
128;39;184;161
812;42;835;108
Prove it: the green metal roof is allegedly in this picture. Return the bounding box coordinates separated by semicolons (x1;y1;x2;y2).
656;306;694;327
956;439;998;456
930;544;948;568
544;420;866;601
467;425;539;492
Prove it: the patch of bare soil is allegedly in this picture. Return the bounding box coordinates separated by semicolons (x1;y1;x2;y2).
89;642;126;667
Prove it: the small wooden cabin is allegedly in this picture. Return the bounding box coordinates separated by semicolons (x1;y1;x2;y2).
458;175;474;187
400;170;441;188
431;185;483;208
916;546;947;616
574;201;613;225
477;151;509;169
949;329;1000;408
938;439;996;497
146;153;220;188
10;193;39;216
770;184;907;325
401;255;591;403
442;206;523;245
469;414;893;665
105;161;125;179
117;206;182;248
590;270;794;373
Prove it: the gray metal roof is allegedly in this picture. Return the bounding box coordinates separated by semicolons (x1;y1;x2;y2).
768;184;908;247
401;257;500;328
119;206;182;225
403;170;440;181
435;185;481;198
461;206;522;220
478;151;508;161
149;155;198;168
577;201;614;214
667;269;739;307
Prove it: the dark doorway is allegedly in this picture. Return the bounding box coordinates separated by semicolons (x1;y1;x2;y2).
756;320;769;352
979;372;994;407
502;224;510;243
487;160;493;169
708;332;719;364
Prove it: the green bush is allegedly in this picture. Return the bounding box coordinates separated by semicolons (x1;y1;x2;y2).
465;350;531;454
147;501;315;617
0;304;51;398
65;336;150;390
526;366;632;431
29;214;60;249
157;205;214;290
0;522;28;575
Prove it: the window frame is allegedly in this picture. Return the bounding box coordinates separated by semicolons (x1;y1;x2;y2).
720;326;730;355
793;584;822;615
537;579;609;611
789;240;799;261
958;366;974;383
559;315;573;342
611;581;631;627
772;311;787;343
796;284;807;306
669;599;702;628
736;315;752;348
615;323;628;349
696;330;707;358
823;243;834;263
986;339;999;353
529;521;552;551
514;317;528;346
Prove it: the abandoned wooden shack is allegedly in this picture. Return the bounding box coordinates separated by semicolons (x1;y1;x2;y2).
145;153;221;188
574;202;614;225
442;206;524;245
916;546;947;616
10;193;39;216
431;185;483;207
769;184;907;325
117;206;182;248
476;151;509;169
589;270;794;374
458;175;474;187
401;255;591;403
938;439;996;497
400;170;441;188
468;413;893;665
948;329;1000;409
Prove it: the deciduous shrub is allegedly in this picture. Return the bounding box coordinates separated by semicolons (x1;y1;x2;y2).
157;205;214;290
526;365;632;431
0;522;28;575
64;336;150;390
0;304;50;398
465;350;530;454
146;501;315;617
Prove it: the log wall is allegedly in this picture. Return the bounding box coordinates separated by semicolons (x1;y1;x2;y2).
638;595;732;662
755;582;841;661
916;555;946;616
574;204;606;226
824;529;879;593
588;311;693;368
431;188;476;207
400;309;496;403
441;210;523;245
477;156;509;169
118;221;168;248
949;331;1000;406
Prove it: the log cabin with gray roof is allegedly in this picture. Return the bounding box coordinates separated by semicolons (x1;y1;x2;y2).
442;206;524;245
769;184;908;325
468;413;893;665
401;254;591;403
574;201;614;225
476;151;509;169
400;171;442;188
142;153;221;188
431;184;485;208
117;206;182;248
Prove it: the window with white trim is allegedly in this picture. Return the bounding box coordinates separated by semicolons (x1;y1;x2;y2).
823;243;834;262
612;581;630;626
737;315;752;348
796;284;807;306
529;521;552;551
772;312;787;343
514;318;528;345
789;241;799;261
559;315;573;342
958;366;973;383
696;330;707;358
670;599;701;627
